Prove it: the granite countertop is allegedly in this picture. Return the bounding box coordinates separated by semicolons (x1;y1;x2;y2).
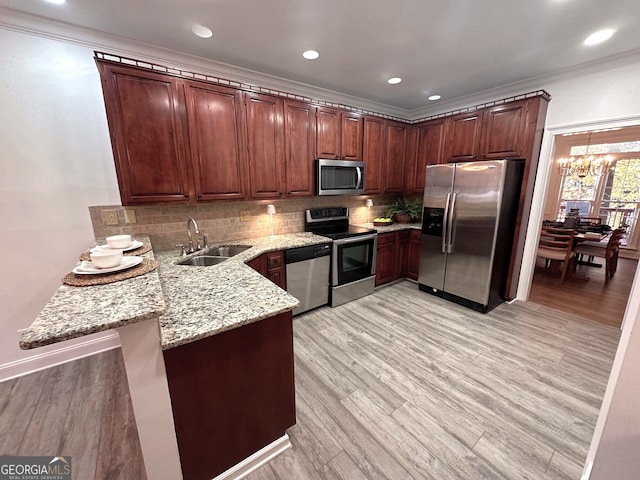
20;236;165;349
358;222;422;233
156;232;331;349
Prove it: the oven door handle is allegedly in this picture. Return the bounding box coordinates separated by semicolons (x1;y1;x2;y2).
333;233;378;246
355;166;363;189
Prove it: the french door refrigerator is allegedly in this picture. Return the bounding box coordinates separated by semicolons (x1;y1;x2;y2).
418;159;524;313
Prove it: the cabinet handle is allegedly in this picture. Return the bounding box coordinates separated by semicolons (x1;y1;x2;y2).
184;193;190;198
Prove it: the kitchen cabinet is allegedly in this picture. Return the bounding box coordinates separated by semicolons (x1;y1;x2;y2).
284;100;315;197
406;230;422;280
405;119;446;194
375;232;398;286
184;81;248;201
363;116;385;194
376;229;421;285
163;311;295;480
444;111;484;163
247;250;286;290
479;100;527;159
244;92;285;199
384;121;409;193
97;62;192;205
316;106;363;160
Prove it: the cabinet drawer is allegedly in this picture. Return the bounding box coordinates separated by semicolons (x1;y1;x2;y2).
267;251;284;269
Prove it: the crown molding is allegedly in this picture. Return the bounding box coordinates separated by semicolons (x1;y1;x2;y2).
407;47;640;122
0;7;407;119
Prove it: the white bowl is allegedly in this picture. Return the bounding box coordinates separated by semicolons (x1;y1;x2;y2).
90;250;123;269
106;234;132;249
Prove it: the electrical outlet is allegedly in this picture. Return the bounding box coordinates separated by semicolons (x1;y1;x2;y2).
276;207;283;214
240;211;252;222
124;209;137;224
102;210;119;226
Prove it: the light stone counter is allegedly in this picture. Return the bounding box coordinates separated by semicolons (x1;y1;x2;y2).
20;233;332;351
358;222;422;233
20;236;165;350
156;232;332;349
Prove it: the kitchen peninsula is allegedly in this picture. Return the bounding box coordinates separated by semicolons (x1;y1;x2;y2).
19;233;330;480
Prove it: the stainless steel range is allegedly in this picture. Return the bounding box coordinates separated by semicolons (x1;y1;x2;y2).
305;207;378;307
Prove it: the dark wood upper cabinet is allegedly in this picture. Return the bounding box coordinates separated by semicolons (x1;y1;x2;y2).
284;100;315;197
341;111;364;160
316;106;363;160
407;119;446;194
184;81;247;201
479;100;527;159
244;93;285;199
97;62;192;205
384;121;408;193
363;116;385;194
444;111;484;162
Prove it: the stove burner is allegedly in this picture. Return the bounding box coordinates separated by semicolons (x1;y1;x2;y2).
305;207;376;239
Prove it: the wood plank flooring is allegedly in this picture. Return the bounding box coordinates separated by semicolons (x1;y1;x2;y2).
529;256;638;327
0;281;621;479
0;349;147;480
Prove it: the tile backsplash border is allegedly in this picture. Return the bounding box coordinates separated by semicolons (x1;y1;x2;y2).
89;194;413;250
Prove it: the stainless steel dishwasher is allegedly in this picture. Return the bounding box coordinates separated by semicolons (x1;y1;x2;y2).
285;243;332;316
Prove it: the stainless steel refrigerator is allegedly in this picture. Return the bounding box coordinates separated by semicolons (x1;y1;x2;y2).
418;159;524;313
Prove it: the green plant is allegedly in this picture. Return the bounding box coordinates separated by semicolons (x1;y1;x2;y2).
386;198;422;220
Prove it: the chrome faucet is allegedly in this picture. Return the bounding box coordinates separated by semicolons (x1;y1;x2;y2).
186;217;200;254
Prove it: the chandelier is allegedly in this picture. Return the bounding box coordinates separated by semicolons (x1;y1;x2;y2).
557;132;614;178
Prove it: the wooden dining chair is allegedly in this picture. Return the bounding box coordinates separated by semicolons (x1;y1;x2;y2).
574;228;625;285
537;227;575;284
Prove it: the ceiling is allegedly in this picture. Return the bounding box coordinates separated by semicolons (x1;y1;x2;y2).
2;0;640;111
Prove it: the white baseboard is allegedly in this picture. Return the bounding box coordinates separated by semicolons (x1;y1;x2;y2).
213;434;292;480
0;332;121;382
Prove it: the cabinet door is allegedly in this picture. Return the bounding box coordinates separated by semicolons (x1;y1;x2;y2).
284;100;315;197
409;119;446;193
97;62;191;205
375;232;397;286
316;107;341;159
479;100;527;159
384;121;408;193
363;116;385;194
184;81;247;201
245;93;285;199
445;111;483;162
341;112;363;160
406;230;422;280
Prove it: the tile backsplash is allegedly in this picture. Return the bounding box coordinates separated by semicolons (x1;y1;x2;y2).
89;194;409;251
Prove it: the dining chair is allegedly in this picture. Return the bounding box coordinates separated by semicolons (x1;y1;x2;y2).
537;227;575;283
574;228;625;285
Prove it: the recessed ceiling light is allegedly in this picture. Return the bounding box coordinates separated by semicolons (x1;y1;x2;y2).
428;94;442;101
387;77;402;85
43;0;66;4
584;29;615;46
191;24;213;39
303;50;320;60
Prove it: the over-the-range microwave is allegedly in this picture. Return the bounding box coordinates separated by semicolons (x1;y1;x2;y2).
316;159;366;196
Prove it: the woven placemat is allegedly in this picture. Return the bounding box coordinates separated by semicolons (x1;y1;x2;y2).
62;258;158;287
79;242;152;262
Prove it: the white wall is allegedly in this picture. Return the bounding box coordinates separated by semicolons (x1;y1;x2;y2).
0;27;121;378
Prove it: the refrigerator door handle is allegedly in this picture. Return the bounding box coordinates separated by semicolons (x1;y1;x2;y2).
447;193;457;254
442;193;451;253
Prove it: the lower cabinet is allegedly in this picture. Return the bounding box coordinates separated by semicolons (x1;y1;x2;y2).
246;250;286;289
376;230;421;286
163;311;296;480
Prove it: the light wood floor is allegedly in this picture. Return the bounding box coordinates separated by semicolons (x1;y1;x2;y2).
0;281;621;479
529;256;638;327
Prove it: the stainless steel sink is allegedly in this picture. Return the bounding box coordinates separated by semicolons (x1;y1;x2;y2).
206;245;252;257
178;255;228;267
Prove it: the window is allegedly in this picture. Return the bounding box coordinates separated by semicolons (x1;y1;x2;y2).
557;141;640;244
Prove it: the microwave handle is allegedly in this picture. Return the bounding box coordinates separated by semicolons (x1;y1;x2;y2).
356;166;363;189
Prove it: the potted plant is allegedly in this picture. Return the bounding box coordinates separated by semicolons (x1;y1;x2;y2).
386;198;422;224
